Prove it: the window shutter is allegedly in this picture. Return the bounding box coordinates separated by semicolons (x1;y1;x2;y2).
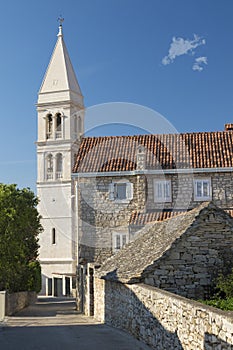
164;181;171;199
109;183;115;200
126;182;133;200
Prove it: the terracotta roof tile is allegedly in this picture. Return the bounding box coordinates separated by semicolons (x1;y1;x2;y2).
129;211;185;225
130;208;233;226
73;130;233;173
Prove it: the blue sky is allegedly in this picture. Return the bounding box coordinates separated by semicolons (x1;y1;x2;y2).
0;0;233;191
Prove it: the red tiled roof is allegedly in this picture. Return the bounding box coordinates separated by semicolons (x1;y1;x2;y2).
130;208;233;226
73;131;233;173
129;211;186;226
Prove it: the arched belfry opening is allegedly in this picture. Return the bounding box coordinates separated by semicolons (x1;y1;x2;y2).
56;153;63;179
46;114;53;139
55;113;62;139
46;153;53;180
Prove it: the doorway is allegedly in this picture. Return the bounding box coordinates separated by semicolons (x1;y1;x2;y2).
54;278;62;297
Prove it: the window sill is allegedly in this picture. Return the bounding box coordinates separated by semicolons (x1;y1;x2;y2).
154;199;172;203
112;199;131;204
194;196;212;201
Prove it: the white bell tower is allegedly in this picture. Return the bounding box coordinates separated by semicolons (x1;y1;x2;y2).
37;21;84;296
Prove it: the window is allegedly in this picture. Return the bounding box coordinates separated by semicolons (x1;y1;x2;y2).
46;154;53;180
109;181;133;201
55;113;62;139
46;114;53;139
74;116;77;138
74;116;82;139
78;117;82;134
154;180;171;202
56;153;63;179
112;232;128;252
194;179;211;201
52;228;56;244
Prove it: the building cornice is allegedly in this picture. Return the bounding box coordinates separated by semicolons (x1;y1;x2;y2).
72;167;233;178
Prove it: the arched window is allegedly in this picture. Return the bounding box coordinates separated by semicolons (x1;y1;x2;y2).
55;113;62;139
52;228;56;245
56;153;63;179
46;114;53;139
46;154;53;180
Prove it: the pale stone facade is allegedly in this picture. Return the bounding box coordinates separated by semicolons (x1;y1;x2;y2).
77;175;146;263
75;169;233;265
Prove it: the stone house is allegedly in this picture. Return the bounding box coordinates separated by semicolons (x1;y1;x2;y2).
72;128;233;264
79;202;233;349
94;202;233;300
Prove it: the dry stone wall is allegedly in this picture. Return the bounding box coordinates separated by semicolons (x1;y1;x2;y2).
94;279;233;350
142;209;233;299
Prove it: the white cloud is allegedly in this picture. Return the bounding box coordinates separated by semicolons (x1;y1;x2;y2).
192;56;208;72
162;34;206;65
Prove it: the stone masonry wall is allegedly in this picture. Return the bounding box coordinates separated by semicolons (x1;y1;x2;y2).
77;171;233;263
146;172;233;211
78;175;146;263
142;209;233;299
94;279;233;350
6;291;37;316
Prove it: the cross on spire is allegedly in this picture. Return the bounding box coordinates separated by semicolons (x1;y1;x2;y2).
58;16;64;26
57;16;64;37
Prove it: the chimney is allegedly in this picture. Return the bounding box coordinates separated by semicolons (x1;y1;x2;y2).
136;145;146;170
224;123;233;131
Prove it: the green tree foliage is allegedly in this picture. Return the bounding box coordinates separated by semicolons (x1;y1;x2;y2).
200;268;233;311
215;268;233;299
0;184;42;293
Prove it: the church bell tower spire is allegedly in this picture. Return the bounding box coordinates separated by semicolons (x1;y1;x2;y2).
36;22;83;297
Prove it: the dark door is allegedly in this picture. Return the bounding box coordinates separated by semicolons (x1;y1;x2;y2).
48;278;52;296
89;268;94;316
54;278;62;297
65;277;71;296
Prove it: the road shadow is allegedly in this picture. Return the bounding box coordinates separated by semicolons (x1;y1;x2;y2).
14;297;79;317
0;323;151;350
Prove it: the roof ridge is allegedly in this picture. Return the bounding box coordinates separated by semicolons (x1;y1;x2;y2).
83;129;233;140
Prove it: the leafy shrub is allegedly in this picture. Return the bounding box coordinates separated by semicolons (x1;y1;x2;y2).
215;268;233;298
26;261;41;293
200;268;233;311
202;298;233;311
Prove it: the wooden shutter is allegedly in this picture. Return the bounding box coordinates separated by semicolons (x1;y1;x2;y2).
109;183;115;200
126;182;133;200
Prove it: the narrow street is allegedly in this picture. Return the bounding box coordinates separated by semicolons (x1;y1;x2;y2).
0;297;151;350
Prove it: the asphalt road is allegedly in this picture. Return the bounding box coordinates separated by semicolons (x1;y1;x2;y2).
0;297;151;350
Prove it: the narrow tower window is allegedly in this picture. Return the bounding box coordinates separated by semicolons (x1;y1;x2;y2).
78;116;82;135
56;153;63;179
74;116;77;138
55;113;62;138
46;114;53;139
46;154;53;180
52;228;56;244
